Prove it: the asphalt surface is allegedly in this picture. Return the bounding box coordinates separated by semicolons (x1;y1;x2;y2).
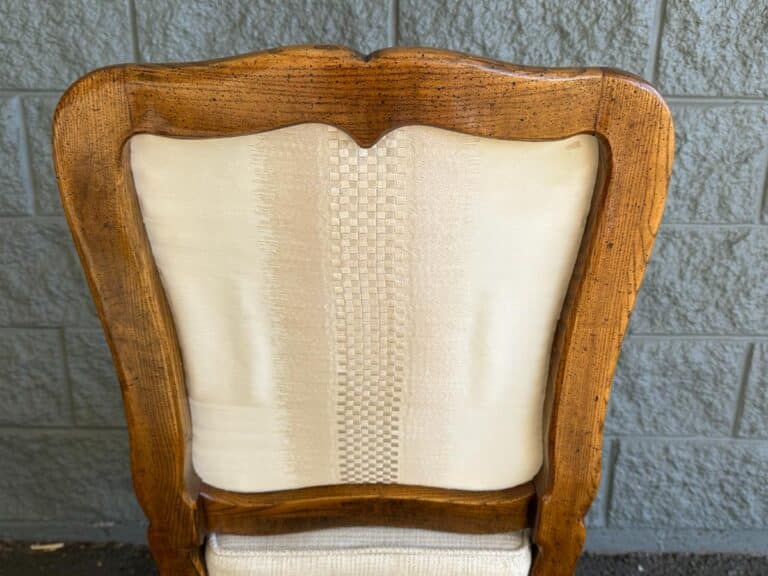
1;542;767;575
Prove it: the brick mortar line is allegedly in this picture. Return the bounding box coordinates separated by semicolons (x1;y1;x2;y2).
0;327;60;333
0;89;62;96
388;0;399;46
0;324;100;331
0;521;144;526
0;522;149;541
604;434;767;443
0;426;126;434
661;223;768;229
0;215;66;222
627;334;768;341
589;527;768;534
661;221;768;227
58;328;78;427
0;521;147;533
758;141;768;224
666;95;768;103
127;0;142;63
602;438;619;528
731;343;755;436
15;98;36;215
586;527;768;554
646;0;666;83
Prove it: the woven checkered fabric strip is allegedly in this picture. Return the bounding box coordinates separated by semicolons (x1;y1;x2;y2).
328;127;409;483
131;124;598;492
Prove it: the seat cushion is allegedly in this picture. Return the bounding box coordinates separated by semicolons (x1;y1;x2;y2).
206;527;531;575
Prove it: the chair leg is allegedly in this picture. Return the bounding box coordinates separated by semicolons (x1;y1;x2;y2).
530;504;587;575
148;527;207;575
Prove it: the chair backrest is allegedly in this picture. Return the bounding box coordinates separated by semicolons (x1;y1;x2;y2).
129;124;598;494
52;47;673;576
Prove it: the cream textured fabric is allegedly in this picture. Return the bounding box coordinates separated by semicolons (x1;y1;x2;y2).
130;124;598;492
205;528;531;576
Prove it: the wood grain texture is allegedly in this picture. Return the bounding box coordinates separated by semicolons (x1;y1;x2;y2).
202;483;535;536
52;46;673;575
532;69;673;575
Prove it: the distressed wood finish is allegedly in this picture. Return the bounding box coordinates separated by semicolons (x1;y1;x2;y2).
202;482;535;536
52;46;673;575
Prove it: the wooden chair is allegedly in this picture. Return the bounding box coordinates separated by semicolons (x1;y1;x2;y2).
52;46;673;575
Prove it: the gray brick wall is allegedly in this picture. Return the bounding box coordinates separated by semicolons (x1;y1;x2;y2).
0;0;765;553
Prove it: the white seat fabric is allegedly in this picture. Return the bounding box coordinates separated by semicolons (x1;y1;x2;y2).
130;124;598;492
205;527;531;576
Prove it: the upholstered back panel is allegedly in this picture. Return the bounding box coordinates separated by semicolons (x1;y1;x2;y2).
129;124;598;493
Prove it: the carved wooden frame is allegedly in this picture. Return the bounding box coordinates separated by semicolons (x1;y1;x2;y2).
52;46;673;575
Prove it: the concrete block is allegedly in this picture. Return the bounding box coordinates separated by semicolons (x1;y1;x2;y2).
0;329;69;426
399;0;655;75
136;0;389;62
658;0;768;96
608;339;746;435
631;228;768;335
739;344;768;438
0;0;132;89
0;97;30;215
665;104;768;223
610;438;768;528
0;219;97;326
0;430;144;522
23;96;61;215
65;329;124;427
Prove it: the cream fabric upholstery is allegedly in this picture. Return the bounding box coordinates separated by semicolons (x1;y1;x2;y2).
205;528;531;576
130;124;598;492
